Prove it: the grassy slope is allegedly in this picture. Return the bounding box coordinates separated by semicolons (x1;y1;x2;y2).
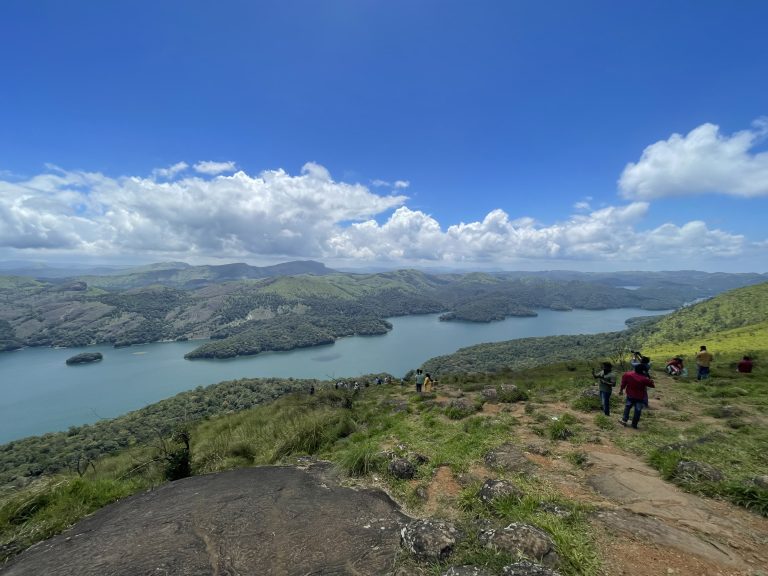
2;360;766;573
637;281;768;348
3;282;768;572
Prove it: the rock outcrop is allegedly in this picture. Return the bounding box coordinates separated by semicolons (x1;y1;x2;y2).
1;464;408;576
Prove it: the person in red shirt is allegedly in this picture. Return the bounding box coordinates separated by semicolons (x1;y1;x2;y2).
737;356;753;373
619;364;655;429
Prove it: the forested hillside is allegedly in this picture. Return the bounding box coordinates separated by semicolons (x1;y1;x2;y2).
1;264;765;360
423;281;768;375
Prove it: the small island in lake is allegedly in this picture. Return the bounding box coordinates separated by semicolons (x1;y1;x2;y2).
65;352;103;365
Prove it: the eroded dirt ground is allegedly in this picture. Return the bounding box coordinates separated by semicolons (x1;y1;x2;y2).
412;374;768;575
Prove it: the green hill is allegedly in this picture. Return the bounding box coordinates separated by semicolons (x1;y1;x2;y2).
424;281;768;376
636;281;768;348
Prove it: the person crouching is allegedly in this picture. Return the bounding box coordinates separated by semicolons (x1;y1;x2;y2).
619;363;655;429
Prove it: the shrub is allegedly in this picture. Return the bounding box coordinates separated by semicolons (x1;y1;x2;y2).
337;441;385;477
497;387;529;403
547;414;578;441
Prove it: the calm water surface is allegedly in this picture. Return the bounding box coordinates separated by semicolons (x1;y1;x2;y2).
0;308;667;442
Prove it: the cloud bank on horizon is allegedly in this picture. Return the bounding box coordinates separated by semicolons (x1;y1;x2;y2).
0;120;765;270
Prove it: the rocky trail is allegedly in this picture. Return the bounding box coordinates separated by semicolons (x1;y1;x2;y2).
414;374;768;576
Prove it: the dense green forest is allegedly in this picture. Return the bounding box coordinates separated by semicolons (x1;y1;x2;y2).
3;263;765;360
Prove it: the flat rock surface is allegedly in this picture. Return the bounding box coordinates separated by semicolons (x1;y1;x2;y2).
1;465;408;576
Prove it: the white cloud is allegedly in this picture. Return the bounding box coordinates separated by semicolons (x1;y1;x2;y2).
370;178;410;189
193;160;237;175
328;201;745;264
0;161;753;268
619;118;768;199
152;161;189;179
573;201;591;211
0;163;407;259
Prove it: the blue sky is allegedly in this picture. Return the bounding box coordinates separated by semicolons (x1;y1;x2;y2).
1;0;767;271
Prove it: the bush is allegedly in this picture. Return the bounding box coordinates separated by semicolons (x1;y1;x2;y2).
547;414;578;441
337;441;385;477
497;387;529;403
445;400;478;420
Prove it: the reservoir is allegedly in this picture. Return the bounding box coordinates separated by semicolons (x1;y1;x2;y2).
0;308;666;442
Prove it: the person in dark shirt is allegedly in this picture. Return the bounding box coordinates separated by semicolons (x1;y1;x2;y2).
619;364;655;429
592;361;616;416
737;356;753;373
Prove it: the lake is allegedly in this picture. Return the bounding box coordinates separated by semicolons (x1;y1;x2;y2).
0;308;667;443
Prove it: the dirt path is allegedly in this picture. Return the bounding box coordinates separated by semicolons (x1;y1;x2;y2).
421;379;768;576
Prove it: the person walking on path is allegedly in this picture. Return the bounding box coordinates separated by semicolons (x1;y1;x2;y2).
414;369;425;394
423;373;434;393
696;345;714;380
619;364;655;429
592;362;616;416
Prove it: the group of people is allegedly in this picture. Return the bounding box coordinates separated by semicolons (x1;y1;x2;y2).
592;353;654;429
674;345;753;380
592;344;756;430
414;369;436;394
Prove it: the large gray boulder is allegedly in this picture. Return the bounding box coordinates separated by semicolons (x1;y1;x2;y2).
1;465;408;576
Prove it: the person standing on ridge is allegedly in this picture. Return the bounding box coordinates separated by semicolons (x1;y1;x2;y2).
415;369;425;394
696;345;714;380
737;356;753;373
619;363;655;429
592;361;616;416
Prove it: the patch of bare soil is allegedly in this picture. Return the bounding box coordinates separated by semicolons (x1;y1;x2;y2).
506;375;768;576
424;465;463;516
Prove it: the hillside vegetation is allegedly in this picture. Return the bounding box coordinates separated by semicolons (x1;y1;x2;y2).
2;360;766;573
2;282;768;573
3;265;763;360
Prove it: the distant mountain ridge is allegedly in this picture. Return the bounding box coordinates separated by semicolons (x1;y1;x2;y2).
0;260;335;287
1;263;767;359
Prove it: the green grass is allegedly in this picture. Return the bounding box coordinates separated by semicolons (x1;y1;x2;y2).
2;344;766;570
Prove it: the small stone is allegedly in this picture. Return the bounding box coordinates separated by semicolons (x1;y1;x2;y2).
442;566;495;576
480;523;560;568
401;519;463;561
388;457;415;480
478;479;523;504
502;560;563;575
675;461;724;482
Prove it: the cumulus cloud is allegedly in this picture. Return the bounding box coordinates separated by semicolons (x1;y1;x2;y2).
193;160;237;175
0;162;406;258
0;161;751;266
328;201;744;263
620;119;768;199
